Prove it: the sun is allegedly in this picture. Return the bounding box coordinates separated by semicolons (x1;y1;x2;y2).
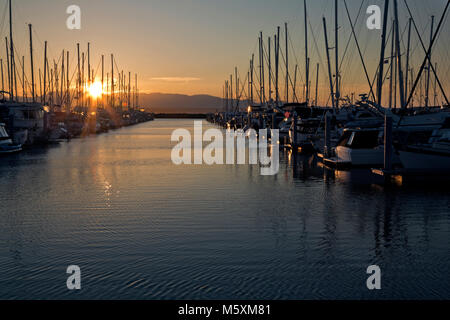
88;81;103;98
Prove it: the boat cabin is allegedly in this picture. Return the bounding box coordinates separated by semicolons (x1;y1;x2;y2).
337;128;382;149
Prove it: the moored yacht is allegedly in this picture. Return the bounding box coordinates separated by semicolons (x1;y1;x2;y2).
0;123;22;154
0;101;46;145
288;104;331;153
324;106;449;168
398;119;450;171
332;127;392;167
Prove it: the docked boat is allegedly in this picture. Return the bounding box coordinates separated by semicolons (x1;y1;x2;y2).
0;101;47;145
0;123;22;154
398;119;450;171
287;104;330;153
323;104;449;168
330;127;392;167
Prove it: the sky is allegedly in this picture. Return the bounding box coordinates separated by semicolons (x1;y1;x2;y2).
2;0;450;107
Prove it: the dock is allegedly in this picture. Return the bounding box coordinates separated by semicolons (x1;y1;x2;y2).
372;168;450;185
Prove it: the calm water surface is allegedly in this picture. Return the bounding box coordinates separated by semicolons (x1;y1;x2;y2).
0;119;449;299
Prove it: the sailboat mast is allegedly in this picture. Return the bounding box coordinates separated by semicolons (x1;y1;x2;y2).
260;32;265;105
29;24;35;102
259;35;262;105
43;41;47;105
22;56;25;102
275;26;280;105
87;43;91;108
268;37;272;103
81;52;85;107
293;64;298;102
425;16;434;108
87;43;91;84
225;80;228;113
323;17;335;109
285;23;288;103
235;67;239;111
393;0;405;109
101;55;104;107
66;51;70;111
334;0;339;108
229;74;233;111
9;0;14;100
315;63;319;106
134;73;138;108
111;54;114;108
434;63;437;105
389;20;394;109
5;38;10;99
405;18;412;99
77;43;81;107
304;0;309;106
128;71;131;110
250;54;254;104
39;69;42;102
1;59;3;100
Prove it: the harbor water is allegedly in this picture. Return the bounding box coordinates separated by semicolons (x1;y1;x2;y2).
0;119;449;299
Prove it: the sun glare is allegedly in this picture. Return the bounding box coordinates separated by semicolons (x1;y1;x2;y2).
88;81;103;98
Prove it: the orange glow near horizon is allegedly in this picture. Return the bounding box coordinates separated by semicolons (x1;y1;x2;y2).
88;81;103;99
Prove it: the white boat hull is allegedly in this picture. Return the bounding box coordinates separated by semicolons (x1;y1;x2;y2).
336;146;384;166
335;146;401;167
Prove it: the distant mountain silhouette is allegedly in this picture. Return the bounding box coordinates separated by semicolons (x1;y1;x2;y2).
139;93;223;113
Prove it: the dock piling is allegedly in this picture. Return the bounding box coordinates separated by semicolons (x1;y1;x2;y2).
292;113;297;150
384;114;393;171
324;112;331;157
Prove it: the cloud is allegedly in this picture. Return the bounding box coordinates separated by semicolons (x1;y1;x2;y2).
151;77;201;82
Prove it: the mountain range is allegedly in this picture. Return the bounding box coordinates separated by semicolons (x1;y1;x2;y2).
139;93;224;113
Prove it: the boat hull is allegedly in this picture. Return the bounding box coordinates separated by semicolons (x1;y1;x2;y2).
335;146;385;167
0;142;22;154
399;149;450;170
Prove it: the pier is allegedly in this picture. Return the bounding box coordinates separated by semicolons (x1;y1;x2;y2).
207;0;450;185
0;0;154;151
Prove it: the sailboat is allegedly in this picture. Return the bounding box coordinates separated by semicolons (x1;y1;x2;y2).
0;0;49;146
398;118;450;171
325;99;448;168
0;122;22;154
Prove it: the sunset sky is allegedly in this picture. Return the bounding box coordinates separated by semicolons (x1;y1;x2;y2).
4;0;450;106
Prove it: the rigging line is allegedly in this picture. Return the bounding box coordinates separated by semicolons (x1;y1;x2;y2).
92;58;102;81
60;66;78;104
235;69;249;109
287;28;305;86
0;1;8;38
309;19;327;84
243;37;260;102
399;18;410;53
12;43;31;90
277;30;302;102
336;0;365;93
64;65;81;105
338;0;365;72
249;59;263;103
403;0;450;107
435;5;450;43
343;0;375;101
261;38;276;91
278;43;299;102
407;20;429;67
